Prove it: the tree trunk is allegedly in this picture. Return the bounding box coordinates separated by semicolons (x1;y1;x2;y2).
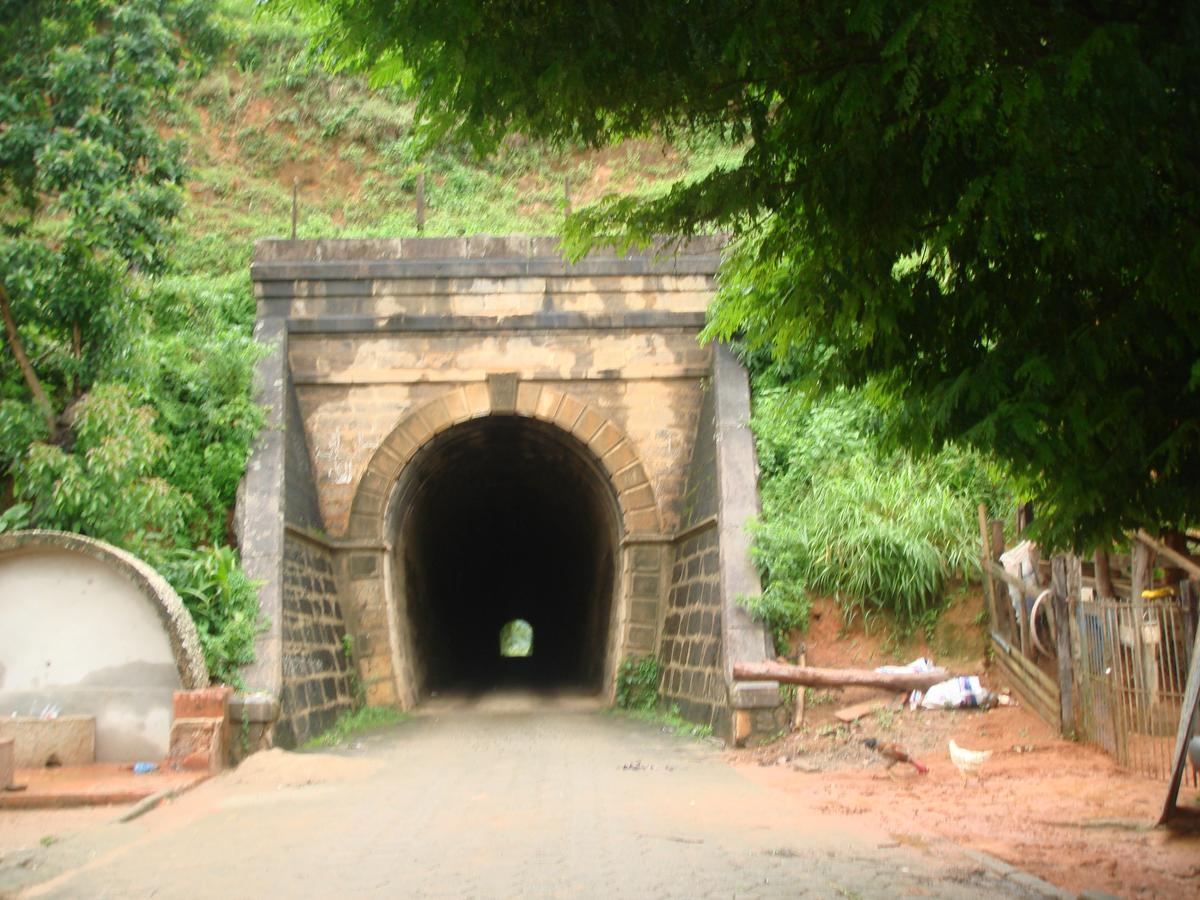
1094;548;1115;599
0;283;55;435
732;661;952;692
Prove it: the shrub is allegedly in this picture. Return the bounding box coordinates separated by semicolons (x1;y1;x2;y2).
615;656;661;712
744;366;1009;638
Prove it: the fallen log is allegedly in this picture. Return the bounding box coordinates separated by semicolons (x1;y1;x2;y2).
733;661;954;692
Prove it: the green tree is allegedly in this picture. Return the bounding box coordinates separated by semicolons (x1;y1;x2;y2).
0;0;185;434
290;0;1200;550
0;1;264;683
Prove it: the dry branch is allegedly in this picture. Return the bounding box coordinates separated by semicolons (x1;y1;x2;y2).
1134;530;1200;581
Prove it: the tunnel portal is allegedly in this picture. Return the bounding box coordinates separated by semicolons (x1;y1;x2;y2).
391;416;619;696
244;237;781;748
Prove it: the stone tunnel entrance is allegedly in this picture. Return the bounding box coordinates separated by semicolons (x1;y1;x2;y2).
242;237;781;747
390;415;620;698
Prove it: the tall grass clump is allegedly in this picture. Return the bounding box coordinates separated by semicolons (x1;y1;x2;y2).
744;356;1010;642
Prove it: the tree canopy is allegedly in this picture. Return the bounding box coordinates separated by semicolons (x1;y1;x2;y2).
0;0;186;433
289;1;1199;549
1;1;264;681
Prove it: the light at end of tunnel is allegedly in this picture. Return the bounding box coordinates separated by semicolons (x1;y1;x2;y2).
499;619;534;657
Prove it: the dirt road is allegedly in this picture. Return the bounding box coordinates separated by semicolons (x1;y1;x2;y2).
1;691;1061;899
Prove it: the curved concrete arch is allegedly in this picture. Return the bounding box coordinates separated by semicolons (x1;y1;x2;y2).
0;530;209;689
345;382;663;542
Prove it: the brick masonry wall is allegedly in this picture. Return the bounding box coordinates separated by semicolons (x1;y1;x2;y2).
277;534;353;747
659;524;726;733
658;384;729;735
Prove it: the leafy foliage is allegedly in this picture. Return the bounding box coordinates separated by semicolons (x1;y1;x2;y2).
615;656;661;712
0;0;186;421
0;1;263;683
294;0;1200;551
746;355;1009;638
156;544;261;686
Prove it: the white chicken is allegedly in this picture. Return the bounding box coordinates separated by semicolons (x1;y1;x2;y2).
948;739;992;784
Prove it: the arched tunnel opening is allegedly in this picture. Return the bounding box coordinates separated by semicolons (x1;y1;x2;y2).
391;415;620;698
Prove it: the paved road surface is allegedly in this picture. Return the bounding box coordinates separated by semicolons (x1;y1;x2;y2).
1;691;1058;899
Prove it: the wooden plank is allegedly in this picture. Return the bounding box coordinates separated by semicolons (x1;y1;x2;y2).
994;651;1059;727
992;648;1058;714
996;660;1057;726
992;632;1059;696
990;634;1060;715
1158;623;1200;825
834;698;893;723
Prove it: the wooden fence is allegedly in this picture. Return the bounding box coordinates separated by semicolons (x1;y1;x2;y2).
979;511;1200;781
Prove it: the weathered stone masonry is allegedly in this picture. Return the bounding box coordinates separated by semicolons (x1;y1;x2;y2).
236;237;780;744
277;535;352;747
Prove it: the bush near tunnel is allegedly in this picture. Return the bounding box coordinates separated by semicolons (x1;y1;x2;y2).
616;656;661;713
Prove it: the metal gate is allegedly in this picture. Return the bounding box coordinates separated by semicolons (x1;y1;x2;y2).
1072;594;1196;780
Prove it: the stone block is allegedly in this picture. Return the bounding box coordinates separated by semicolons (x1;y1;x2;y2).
625;509;659;534
463;381;491;417
366;678;397;707
626;624;655;652
442;387;470;423
514;381;541;415
573;407;605;442
228;692;280;725
167;717;228;772
631;545;662;571
534;386;561;420
612;464;647;493
172;686;232;721
589;422;623;456
620;483;656;512
630;600;658;625
603;440;637;474
632;573;660;599
487;372;519;413
0;716;96;767
553;394;585;430
732;709;752;747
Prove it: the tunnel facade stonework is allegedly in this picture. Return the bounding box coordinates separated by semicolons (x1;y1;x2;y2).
237;237;780;745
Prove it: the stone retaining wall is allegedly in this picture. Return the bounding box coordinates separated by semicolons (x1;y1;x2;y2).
277;533;353;748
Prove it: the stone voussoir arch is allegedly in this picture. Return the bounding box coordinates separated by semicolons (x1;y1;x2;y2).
345;382;662;542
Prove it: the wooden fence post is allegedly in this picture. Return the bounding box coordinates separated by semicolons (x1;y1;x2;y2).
1051;554;1080;736
1130;539;1155;699
977;504;999;633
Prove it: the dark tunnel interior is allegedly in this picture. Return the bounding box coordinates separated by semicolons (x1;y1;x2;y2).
394;416;618;695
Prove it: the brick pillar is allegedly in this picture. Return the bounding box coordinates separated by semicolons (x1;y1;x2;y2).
167;687;232;773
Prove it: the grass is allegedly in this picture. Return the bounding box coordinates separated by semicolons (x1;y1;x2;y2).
302;706;407;749
167;0;739;285
611;705;714;740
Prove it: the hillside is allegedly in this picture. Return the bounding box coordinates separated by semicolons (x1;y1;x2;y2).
170;0;738;279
